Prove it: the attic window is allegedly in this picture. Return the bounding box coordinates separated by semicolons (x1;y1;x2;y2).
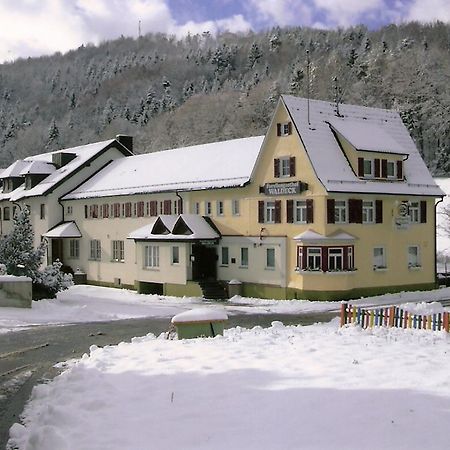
277;122;292;137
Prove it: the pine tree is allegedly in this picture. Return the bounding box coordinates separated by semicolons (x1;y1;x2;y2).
0;206;46;279
248;42;263;68
47;118;60;148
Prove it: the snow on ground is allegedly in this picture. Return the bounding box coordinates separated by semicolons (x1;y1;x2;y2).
8;317;450;450
1;284;450;334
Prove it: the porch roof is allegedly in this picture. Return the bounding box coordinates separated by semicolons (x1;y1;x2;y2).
43;221;82;238
294;229;356;244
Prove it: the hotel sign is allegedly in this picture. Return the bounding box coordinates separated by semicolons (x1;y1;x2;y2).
264;181;307;196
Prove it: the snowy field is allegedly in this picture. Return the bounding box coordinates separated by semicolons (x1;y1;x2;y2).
8;315;450;450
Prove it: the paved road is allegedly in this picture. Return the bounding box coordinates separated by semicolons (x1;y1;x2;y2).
0;311;337;449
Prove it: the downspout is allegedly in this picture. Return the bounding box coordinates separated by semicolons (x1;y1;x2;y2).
435;196;444;287
58;197;65;222
175;191;183;214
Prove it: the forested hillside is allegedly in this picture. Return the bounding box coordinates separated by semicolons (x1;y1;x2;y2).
0;22;449;173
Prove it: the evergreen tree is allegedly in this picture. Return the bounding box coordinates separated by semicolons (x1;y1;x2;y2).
47;118;60;147
248;42;263;68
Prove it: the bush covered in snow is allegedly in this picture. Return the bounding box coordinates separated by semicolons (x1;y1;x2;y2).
0;207;73;299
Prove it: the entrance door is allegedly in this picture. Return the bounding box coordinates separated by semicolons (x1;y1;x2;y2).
51;239;64;264
192;244;217;280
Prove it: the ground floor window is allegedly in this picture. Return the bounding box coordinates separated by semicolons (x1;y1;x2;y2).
144;245;159;268
408;245;420;268
90;240;101;260
112;240;124;262
221;247;229;266
266;248;275;269
297;245;354;272
171;246;179;264
373;247;386;270
307;247;321;270
240;247;249;267
69;239;80;259
328;248;343;271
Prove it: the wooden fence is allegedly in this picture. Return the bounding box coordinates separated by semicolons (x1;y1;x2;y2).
340;303;449;332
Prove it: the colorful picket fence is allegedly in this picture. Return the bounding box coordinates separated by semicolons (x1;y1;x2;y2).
340;303;450;332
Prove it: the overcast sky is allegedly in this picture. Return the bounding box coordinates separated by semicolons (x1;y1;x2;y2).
0;0;448;63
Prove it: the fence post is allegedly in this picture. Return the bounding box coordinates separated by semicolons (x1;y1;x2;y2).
389;306;395;327
340;302;347;327
444;312;449;333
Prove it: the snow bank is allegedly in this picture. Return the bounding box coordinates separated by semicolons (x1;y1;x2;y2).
171;308;228;323
8;320;450;450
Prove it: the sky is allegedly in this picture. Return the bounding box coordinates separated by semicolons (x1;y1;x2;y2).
0;0;448;63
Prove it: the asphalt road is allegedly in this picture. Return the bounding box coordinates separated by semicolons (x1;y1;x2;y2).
0;311;337;449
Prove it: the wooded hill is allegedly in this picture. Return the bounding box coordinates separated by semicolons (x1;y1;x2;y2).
0;22;449;174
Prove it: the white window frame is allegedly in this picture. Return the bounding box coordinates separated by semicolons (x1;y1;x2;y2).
279;122;290;137
232;199;240;216
280;157;291;177
266;248;275;269
295;200;307;223
171;246;180;265
221;247;229;266
205;201;212;216
69;239;79;259
348;247;354;270
363;159;373;177
265;201;276;224
216;200;224;216
362;200;375;224
40;203;46;220
328;247;343;271
144;245;159;268
307;247;321;271
409;202;420;223
90;239;101;261
112;240;124;262
408;245;420;268
373;247;386;270
240;247;249;268
193;202;200;215
334;200;347;224
387;161;396;178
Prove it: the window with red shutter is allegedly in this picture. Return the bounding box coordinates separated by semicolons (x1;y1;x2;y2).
286;199;294;223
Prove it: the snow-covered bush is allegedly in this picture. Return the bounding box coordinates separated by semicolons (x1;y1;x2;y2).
33;260;73;299
0;264;6;275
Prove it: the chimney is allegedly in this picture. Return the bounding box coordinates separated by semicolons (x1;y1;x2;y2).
116;134;133;152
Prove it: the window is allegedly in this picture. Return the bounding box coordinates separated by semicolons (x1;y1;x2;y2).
295;200;307;223
67;206;73;216
387;161;396;178
112;240;124;262
280;157;291;177
231;199;240;216
334;200;347;223
307;248;321;270
90;240;101;260
408;246;420;268
221;247;229;266
277;122;292;136
240;248;249;267
216;200;224;216
40;204;46;220
266;248;275;269
3;207;10;221
194;202;200;215
144;245;159;268
363;159;373;177
171;246;180;264
409;202;420;223
373;247;386;269
328;248;343;271
265;201;276;223
69;239;79;259
362;201;375;224
205;201;212;216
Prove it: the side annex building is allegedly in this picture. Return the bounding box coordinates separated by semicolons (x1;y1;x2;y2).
0;96;444;300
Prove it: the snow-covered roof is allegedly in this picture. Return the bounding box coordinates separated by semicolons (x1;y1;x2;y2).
63;136;264;200
19;161;56;176
294;229;356;243
128;214;220;241
4;140;118;202
43;221;82;238
282;95;444;197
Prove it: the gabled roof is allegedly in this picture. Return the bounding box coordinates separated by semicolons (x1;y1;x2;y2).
2;139;130;202
43;221;82;238
128;214;220;241
63;136;264;200
282;95;444;197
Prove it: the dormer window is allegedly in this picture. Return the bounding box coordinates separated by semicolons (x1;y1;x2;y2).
277;122;292;137
363;159;373;177
387;161;396;178
274;156;296;178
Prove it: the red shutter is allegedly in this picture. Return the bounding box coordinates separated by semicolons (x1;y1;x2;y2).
288;121;292;135
289;156;296;177
258;200;265;223
302;246;308;270
163;200;171;214
276;123;281;136
343;247;349;271
322;247;328;272
376;200;383;223
349;199;362;224
327;199;335;224
178;199;183;214
397;161;403;180
84;205;88;219
125;202;132;217
374;159;380;178
275;200;281;223
358;158;364;177
381;159;388;178
306;199;314;223
274;158;280;178
137;201;144;217
286;200;294;223
420;201;427;223
150;201;157;216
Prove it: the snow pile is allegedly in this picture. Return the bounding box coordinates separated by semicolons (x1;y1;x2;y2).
9;320;450;450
